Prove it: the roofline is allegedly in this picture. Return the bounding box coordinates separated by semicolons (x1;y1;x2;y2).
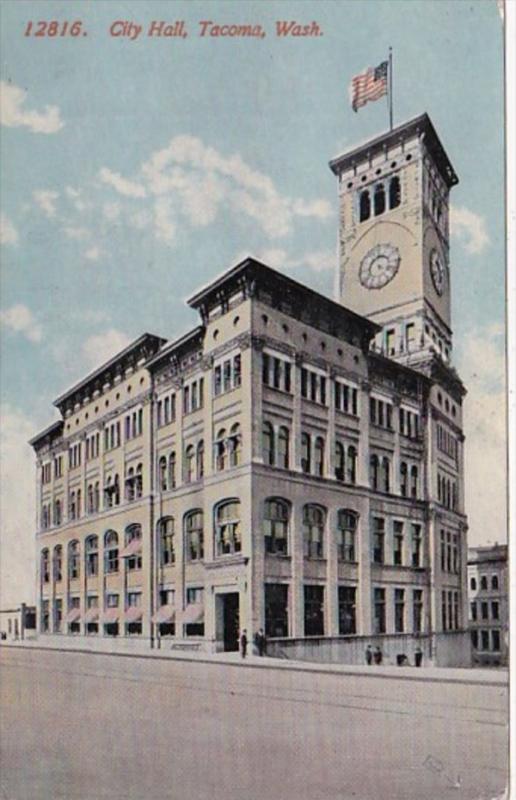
29;420;63;448
187;256;381;337
53;332;166;408
146;326;205;370
329;112;458;188
367;350;433;388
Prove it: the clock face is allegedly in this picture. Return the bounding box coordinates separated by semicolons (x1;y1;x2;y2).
359;244;400;289
429;248;445;295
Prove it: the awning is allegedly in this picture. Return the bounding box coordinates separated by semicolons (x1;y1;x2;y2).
65;608;81;624
119;538;142;558
182;603;204;625
152;605;175;624
103;607;120;624
125;606;143;623
84;607;99;623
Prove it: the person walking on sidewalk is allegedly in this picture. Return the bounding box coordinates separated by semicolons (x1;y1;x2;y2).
240;629;248;659
374;646;383;665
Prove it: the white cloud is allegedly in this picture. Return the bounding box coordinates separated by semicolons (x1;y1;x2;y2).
153;197;176;243
450;205;490;255
0;81;64;134
84;245;101;261
81;328;132;370
99;167;147;198
456;324;507;545
33;189;59;218
102;201;121;221
63;225;89;241
238;247;335;274
0;212;19;245
0;405;40;606
0;304;42;343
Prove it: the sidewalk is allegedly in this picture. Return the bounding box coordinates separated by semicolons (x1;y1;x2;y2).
2;637;508;687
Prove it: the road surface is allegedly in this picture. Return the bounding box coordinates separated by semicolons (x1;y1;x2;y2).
0;646;508;800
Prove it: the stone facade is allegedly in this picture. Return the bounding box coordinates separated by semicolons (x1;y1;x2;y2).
468;544;508;667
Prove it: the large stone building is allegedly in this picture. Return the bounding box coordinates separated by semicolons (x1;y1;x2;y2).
30;113;470;665
468;544;508;667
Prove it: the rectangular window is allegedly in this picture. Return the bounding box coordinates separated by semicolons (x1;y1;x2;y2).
491;601;499;620
413;589;423;633
491;629;501;652
481;601;489;620
411;524;422;568
393;521;403;566
481;629;489;651
304;585;324;637
338;586;356;635
394;588;405;633
372;517;385;564
470;601;477;621
265;583;289;638
373;588;386;634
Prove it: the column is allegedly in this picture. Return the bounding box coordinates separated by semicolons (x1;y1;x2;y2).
291;502;304;637
357;380;372;635
326;509;339;636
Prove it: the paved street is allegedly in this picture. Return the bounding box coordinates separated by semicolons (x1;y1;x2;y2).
0;646;508;800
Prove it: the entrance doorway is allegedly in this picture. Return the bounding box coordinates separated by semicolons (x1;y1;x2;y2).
222;593;240;652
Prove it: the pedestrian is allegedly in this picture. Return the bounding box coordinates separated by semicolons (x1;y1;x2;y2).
415;646;423;667
365;644;373;665
374;646;383;665
240;629;248;659
258;628;266;656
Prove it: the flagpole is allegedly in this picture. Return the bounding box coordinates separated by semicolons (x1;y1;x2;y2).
389;47;394;130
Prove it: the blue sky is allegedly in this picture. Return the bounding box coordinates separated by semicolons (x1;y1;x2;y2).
0;0;507;601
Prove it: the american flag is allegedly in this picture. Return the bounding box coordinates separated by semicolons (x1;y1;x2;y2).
350;61;389;113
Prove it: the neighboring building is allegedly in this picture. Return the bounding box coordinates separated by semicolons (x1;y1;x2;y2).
468;544;508;667
0;604;37;641
30;113;469;665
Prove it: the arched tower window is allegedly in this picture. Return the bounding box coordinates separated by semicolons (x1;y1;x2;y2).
389;175;401;209
359;190;371;222
374;183;386;216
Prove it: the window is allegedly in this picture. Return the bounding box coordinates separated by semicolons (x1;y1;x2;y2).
125;524;142;571
126;592;142;636
374;183;386;216
442;590;448;630
168;453;176;489
262;353;292;393
184;445;195;483
491;629;501;652
68;540;80;580
491;575;499;591
400;462;408;497
229;424;241;467
470;601;477;621
158;517;175;566
389;175;401;209
264;499;289;556
104;475;120;507
41;549;50;583
185;510;204;561
346;446;357;484
104;530;119;574
373;588;386;634
262;422;274;466
410;466;419;499
277;426;289;469
481;601;489;621
313;437;324;477
68;491;77;521
104;422;120;452
197;441;205;479
215;500;242;556
338;587;356;635
359;189;370;222
481;629;489;651
54;455;63;478
394;588;405;633
265;583;289;638
335;442;345;482
85;536;99;577
301;367;327;405
370;455;379;490
480;575;488;591
41;462;51;484
41;600;50;632
470;576;477;591
214;354;242;396
370;397;393;430
125;464;143;501
54;599;63;633
393;521;403;566
334;381;358;415
405;323;416;352
214;429;227;472
301;433;311;474
372;518;384;564
184;378;204;414
53;499;62;526
385;328;395;356
411;524;422;568
337;511;357;562
304;585;324;636
471;630;479;650
158;456;168;491
413;589;423;633
303;505;325;559
68;442;82;468
53;545;62;582
157;393;176;427
381;457;390;493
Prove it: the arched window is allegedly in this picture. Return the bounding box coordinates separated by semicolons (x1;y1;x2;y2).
185;445;195;483
335;442;345;482
370;454;379;490
158;517;175;566
125;524;142;570
262;421;274;466
94;481;100;511
303;504;325;559
168;452;176;489
135;464;143;498
214;429;227;472
492;575;499;591
113;476;119;506
389;175;401;209
314;437;324;477
87;484;94;514
359;190;371;222
347;446;357;484
54;499;62;526
158;456;167;492
400;462;408;497
85;535;98;577
410;465;419;499
337;511;358;561
264;498;289;555
229;424;241;467
69;491;76;520
277;426;289;469
41;549;50;583
215;500;241;556
301;433;311;474
382;457;390;493
126;468;135;501
470;577;477;591
480;575;488;591
68;540;80;580
185;510;204;561
53;545;62;582
374;183;386;216
196;441;205;479
104;530;119;574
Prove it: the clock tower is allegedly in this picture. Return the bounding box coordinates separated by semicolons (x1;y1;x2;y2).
330;113;458;368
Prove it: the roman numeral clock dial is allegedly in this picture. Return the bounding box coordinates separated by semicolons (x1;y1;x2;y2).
429;248;446;296
359;243;401;289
